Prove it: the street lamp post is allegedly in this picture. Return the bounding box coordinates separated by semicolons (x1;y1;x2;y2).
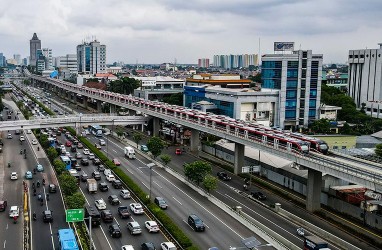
147;163;156;201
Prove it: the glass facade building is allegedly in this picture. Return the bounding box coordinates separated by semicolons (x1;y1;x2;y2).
261;50;323;129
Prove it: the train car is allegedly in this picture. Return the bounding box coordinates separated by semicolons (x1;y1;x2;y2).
288;133;329;155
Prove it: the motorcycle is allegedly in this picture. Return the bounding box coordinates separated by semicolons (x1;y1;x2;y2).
40;200;43;206
8;162;11;168
24;154;27;159
42;179;45;186
36;181;40;188
13;216;17;224
20;150;23;154
243;184;248;191
33;169;36;174
33;212;36;221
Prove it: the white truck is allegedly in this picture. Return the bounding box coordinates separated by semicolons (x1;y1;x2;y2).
86;179;97;194
124;146;136;159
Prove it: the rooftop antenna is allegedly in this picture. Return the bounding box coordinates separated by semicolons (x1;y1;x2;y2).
299;43;302;50
258;37;261;66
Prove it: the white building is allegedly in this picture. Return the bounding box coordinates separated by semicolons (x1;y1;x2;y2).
133;76;184;100
213;54;258;69
42;48;53;70
54;54;78;73
77;39;106;75
348;44;382;117
13;54;21;65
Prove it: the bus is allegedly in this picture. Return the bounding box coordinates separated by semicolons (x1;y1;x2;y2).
60;156;71;170
48;137;55;147
84;205;101;227
57;228;79;250
89;125;103;137
304;235;330;250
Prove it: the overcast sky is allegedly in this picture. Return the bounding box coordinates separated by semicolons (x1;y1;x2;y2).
1;0;382;64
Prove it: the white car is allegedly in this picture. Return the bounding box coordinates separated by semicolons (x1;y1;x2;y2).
7;134;12;139
10;172;18;180
121;245;135;250
31;139;38;145
161;242;177;250
129;203;144;215
120;190;131;199
9;206;19;218
95;199;107;210
99;139;106;146
27;130;32;134
145;221;160;233
104;169;112;176
83;148;90;155
106;174;116;182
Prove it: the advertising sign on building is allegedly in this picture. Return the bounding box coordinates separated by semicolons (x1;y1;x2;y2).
141;80;156;86
274;42;295;51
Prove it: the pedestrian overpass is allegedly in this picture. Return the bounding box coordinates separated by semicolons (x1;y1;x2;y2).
0;114;148;131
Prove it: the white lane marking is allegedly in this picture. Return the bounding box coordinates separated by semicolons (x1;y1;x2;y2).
222;193;303;241
153;181;162;188
141;182;149;189
173;197;182;205
204;223;210;229
112;149;117;154
3;240;5;248
6;224;8;230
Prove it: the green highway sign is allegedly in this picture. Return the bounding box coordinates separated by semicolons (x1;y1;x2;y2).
66;209;84;222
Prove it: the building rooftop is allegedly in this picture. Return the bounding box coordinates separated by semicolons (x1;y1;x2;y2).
133;76;184;82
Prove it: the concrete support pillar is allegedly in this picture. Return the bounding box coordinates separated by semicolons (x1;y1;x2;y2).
306;169;322;212
152;117;160;137
190;129;200;152
110;104;116;114
234;143;245;175
83;98;88;109
96;100;102;113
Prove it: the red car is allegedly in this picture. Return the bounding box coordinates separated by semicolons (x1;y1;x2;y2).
113;159;121;166
175;148;182;155
65;141;72;147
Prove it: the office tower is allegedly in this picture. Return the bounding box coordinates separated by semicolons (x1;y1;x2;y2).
213;54;258;69
77;39;106;75
42;48;53;70
55;54;78;74
198;58;210;68
36;49;46;72
262;46;323;129
0;53;4;67
13;54;21;65
348;44;382;116
30;33;41;66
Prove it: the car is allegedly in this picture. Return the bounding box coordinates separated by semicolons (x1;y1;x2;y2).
112;180;123;189
0;200;7;212
175;148;182;155
83;148;90;155
95;199;107;210
120;190;131;199
42;210;53;223
217;171;231;181
25;171;33;179
117;206;131;219
101;210;114;223
9;206;19;218
160;242;177;250
140;145;149;152
36;164;44;172
65;141;72;147
81;159;89;166
77;143;83;149
70;146;77;152
145;221;160;233
88;153;95;160
31;139;38;145
95;144;101;149
97;164;105;172
121;245;135;250
99;139;106;146
251;191;266;201
297;227;305;236
75;152;83;159
49;184;57;193
109;224;122;238
10;172;18;180
154;197;168;209
104;169;112;176
65;152;72;157
93;158;101;165
108;195;120;205
19;136;25;141
112;158;121;166
74;163;81;171
129;203;144;215
92;171;101;181
188;214;205;231
127;221;142;235
141;242;156;250
106;174;116;182
81;173;89;182
99;182;109;192
15;130;21;135
7;134;12;139
27;129;32;134
73;139;79;145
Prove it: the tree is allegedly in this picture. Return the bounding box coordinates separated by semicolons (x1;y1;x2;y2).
108;77;140;95
47;147;58;162
203;174;218;194
310;119;331;134
360;102;366;114
53;159;66;175
147;136;164;158
160;154;171;167
116;127;124;139
65;192;86;209
375;144;382;157
184;161;212;186
133;132;142;148
163;93;183;106
59;173;78;196
39;134;50;148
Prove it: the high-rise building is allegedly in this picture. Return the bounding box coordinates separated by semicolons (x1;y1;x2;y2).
13;54;21;65
262;47;323;129
0;53;4;67
30;33;41;66
77;39;106;75
198;58;210;68
348;44;382;117
54;54;78;73
213;54;258;69
42;48;53;70
36;49;46;72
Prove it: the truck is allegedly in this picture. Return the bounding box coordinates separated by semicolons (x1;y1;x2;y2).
124;146;136;159
304;235;330;250
86;179;97;194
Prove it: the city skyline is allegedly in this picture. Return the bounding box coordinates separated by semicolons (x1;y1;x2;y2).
0;0;381;64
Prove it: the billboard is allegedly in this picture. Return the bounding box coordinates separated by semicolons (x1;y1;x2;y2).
274;42;294;51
